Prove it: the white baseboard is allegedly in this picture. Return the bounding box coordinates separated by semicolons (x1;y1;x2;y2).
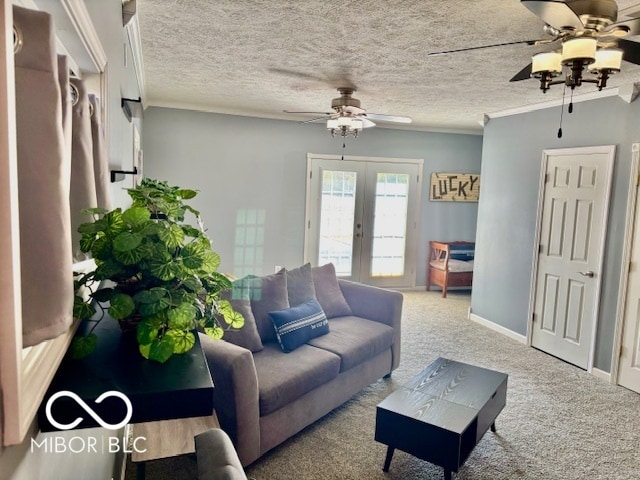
468;312;527;344
468;310;614;382
591;368;612;382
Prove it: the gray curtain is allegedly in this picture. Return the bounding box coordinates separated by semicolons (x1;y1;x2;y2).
13;6;73;346
69;76;98;261
89;94;112;210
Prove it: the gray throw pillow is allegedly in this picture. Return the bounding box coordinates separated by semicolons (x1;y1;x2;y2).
285;263;317;307
311;263;353;319
247;270;290;343
220;279;263;353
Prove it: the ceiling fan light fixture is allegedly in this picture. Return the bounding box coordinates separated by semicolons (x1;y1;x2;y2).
561;37;597;64
350;119;363;130
532;52;563;75
337;116;352;127
588;48;623;72
326;119;339;129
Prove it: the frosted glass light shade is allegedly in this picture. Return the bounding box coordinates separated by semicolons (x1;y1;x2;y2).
337;116;352;127
562;37;597;64
588;49;623;71
326;119;339;129
532;52;563;75
350;119;363;130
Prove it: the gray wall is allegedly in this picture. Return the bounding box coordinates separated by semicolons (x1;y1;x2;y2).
474;93;640;373
142;107;483;283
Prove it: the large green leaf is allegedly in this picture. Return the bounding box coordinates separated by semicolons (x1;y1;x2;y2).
136;318;160;345
91;234;112;260
167;303;196;330
149;260;176;281
71;334;97;359
181;225;201;238
77;222;101;235
139;336;175;363
138;295;171;316
91;288;115;303
134;287;168;304
204;326;224;339
122;206;151;226
79;233;95;253
181;241;205;269
181;275;203;293
176;189;197;200
113;232;143;252
157;223;185;249
113;243;145;265
73;297;96;320
199;252;221;273
80;207;109;216
103;209;125;235
94;259;126;280
165;329;196;354
108;293;135;319
218;300;245;328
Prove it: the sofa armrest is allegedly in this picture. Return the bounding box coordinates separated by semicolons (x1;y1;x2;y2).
199;334;261;466
195;428;247;480
337;279;403;371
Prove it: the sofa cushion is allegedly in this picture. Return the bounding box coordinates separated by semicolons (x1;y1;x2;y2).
220;279;263;353
284;263;317;307
269;299;329;353
245;270;289;344
311;263;353;318
253;343;340;416
307;316;394;372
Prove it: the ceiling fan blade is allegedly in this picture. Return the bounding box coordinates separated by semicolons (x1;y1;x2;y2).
521;0;584;31
360;118;376;128
602;17;640;37
510;63;533;82
365;113;412;124
300;116;331;124
618;39;640;66
426;39;539;57
283;110;332;115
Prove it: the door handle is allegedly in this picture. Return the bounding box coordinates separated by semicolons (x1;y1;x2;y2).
579;271;595;278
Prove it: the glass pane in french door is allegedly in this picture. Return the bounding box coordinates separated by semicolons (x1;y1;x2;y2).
370;173;409;277
318;170;357;276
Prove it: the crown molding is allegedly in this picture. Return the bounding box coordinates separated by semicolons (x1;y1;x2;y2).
484;83;639;123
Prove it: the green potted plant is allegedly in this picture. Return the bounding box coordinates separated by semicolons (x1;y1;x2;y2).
72;178;243;363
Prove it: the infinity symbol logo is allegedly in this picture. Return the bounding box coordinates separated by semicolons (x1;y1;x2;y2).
45;391;133;430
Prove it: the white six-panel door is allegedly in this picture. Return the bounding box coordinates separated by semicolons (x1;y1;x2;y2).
617;176;640;393
531;146;615;370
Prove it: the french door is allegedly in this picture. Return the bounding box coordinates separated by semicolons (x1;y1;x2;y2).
304;154;422;288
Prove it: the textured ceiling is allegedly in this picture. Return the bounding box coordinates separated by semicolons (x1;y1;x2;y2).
136;0;640;134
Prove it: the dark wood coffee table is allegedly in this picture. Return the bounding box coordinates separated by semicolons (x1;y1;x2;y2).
375;357;507;479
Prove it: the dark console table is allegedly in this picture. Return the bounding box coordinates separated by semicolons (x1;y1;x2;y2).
38;315;214;431
375;357;507;479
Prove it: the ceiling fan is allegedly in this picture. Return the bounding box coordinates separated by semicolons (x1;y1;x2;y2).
284;87;412;137
510;0;640;91
427;1;640;92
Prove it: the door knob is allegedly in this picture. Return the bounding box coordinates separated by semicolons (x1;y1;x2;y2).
579;271;595;278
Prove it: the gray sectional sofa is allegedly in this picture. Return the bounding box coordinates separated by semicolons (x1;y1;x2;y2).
199;263;403;466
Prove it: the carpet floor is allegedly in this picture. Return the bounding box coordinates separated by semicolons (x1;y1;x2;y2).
126;291;640;479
